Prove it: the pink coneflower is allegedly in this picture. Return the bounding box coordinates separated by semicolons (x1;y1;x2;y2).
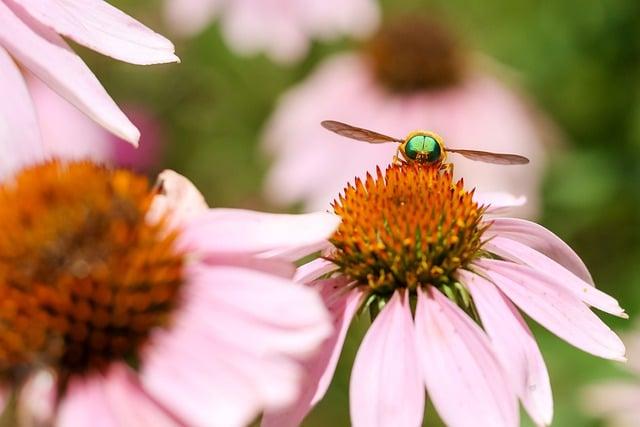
0;159;336;426
262;163;626;427
164;0;379;64
262;16;553;217
582;326;640;427
26;75;167;175
0;0;178;164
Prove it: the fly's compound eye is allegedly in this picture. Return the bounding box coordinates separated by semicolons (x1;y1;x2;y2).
405;134;442;162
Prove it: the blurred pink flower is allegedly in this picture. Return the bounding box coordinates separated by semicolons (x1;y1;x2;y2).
164;0;379;64
27;75;167;174
0;160;337;427
262;17;554;217
582;327;640;427
0;0;178;169
263;164;626;427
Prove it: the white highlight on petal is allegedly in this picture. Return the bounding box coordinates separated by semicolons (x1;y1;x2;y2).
415;288;519;427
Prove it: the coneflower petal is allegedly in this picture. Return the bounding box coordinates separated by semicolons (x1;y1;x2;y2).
415;288;519;427
460;270;553;426
350;290;425;427
475;259;626;361
485;236;626;317
486;217;593;284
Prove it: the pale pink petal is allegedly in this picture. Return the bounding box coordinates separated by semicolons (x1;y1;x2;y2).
293;257;338;283
485;236;626;318
415;288;518;427
102;364;180;427
0;2;139;144
222;0;308;64
144;327;268;427
349;290;424;427
18;369;56;426
143;264;332;426
12;0;179;65
474;259;626;361
262;278;362;427
179;208;339;258
147;169;208;228
164;0;223;36
56;372;116;427
204;253;296;278
57;364;179;427
26;73;113;164
181;264;332;357
475;192;526;214
0;45;44;177
460;270;553;426
486;217;594;284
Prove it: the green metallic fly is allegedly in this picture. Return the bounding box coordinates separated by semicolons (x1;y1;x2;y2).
321;120;529;166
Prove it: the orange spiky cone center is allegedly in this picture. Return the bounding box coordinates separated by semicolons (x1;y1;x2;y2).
0;161;184;384
330;164;487;297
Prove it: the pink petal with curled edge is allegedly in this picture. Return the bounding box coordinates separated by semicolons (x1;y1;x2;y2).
349;289;425;427
179;208;339;258
415;288;519;427
475;259;626;361
147;169;208;228
262;278;362;427
0;45;44;178
293;258;338;283
0;2;139;144
460;270;552;426
474;192;526;214
11;0;178;65
485;236;626;318
181;264;332;358
486;217;594;284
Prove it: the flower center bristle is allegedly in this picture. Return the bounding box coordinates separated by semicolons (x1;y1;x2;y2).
330;164;486;297
0;161;184;383
365;16;464;92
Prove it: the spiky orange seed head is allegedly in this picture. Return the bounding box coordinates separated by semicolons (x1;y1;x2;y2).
0;160;184;385
329;163;487;297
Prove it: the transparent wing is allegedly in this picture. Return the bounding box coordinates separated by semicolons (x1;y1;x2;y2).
321;120;402;144
446;148;530;165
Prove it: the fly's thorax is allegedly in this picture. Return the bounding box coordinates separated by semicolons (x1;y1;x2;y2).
400;131;446;164
0;160;185;386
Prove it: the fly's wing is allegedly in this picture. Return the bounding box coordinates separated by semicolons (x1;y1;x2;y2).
446;148;530;165
321;120;401;144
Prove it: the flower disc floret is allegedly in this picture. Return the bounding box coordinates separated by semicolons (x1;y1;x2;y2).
0;161;184;384
330;163;487;296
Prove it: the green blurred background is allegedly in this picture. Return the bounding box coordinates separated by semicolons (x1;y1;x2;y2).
93;1;640;425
